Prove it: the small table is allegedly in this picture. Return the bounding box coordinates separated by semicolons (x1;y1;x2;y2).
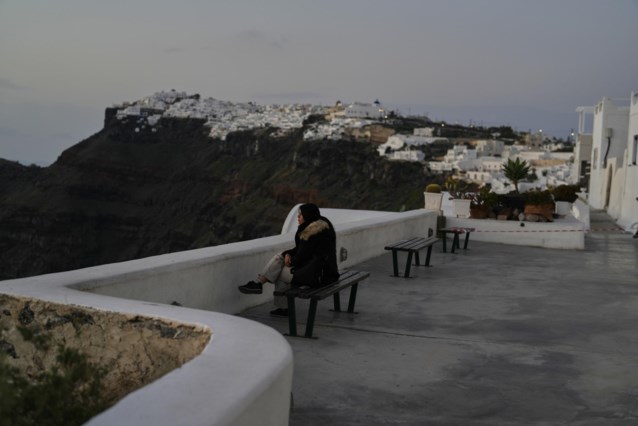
439;227;475;253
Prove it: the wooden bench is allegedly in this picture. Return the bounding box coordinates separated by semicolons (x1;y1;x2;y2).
273;270;370;338
384;237;439;278
439;227;475;253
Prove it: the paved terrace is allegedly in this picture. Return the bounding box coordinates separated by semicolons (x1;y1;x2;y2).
240;211;638;425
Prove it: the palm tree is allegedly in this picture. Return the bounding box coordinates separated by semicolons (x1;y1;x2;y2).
502;158;530;194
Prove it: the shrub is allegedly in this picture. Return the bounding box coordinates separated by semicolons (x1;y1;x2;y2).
0;328;107;426
444;177;473;199
425;183;441;193
551;184;579;203
523;189;554;205
471;185;499;208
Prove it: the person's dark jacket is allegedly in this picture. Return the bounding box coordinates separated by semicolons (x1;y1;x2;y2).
284;216;339;287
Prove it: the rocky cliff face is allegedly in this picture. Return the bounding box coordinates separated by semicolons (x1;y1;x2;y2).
0;113;431;280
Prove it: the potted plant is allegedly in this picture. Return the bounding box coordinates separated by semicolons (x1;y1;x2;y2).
523;189;554;221
424;183;443;214
551;184;579;216
445;177;472;218
470;184;499;219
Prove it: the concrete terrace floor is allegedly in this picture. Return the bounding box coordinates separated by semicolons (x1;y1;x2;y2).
240;211;638;426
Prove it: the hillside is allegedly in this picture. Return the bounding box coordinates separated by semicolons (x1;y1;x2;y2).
0;113;434;280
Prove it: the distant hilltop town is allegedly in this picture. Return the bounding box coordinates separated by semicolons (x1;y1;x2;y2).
112;90;389;142
111;89;576;194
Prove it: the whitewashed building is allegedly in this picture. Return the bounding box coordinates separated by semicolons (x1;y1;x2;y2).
414;127;434;137
572;106;594;184
475;140;505;157
386;150;425;162
584;93;638;231
345;100;385;119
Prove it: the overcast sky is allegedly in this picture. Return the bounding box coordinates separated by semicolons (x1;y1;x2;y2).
1;0;637;165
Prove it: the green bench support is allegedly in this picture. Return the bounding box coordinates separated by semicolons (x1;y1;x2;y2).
274;270;370;339
384;237;439;278
439;227;475;253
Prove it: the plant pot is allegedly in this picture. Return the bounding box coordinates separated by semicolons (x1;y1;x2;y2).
470;204;489;219
555;201;572;216
524;203;554;221
424;192;443;214
452;199;472;218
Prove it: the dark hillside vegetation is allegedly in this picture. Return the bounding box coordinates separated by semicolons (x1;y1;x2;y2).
0;114;432;279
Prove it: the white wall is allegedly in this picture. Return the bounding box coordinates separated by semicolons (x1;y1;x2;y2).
589;97;630;209
618;92;638;230
1;272;294;426
0;207;438;426
73;209;436;314
444;215;586;250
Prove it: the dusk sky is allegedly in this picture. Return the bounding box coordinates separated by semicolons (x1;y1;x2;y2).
1;0;637;165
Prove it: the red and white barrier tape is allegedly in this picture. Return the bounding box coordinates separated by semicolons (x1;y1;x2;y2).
468;228;627;233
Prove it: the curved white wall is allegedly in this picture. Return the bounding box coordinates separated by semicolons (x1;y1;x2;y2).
1;275;293;426
0;208;438;425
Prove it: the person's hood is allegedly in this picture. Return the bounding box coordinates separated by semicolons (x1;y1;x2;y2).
299;219;330;241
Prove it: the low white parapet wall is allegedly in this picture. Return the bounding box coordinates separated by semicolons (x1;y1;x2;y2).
0;208;438;426
74;208;437;314
444;215;586;250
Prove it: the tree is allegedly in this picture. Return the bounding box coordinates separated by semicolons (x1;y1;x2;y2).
502;158;530;194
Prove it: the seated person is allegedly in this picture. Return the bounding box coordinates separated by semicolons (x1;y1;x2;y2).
238;203;339;317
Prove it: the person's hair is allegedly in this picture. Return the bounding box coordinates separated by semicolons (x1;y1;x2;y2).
299;203;321;223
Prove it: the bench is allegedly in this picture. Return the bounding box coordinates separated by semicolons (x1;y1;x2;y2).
273;270;370;338
384;237;439;278
439;227;475;253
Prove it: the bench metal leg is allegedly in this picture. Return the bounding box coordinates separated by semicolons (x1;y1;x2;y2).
347;283;359;313
305;299;318;338
451;234;460;253
286;296;297;337
391;250;399;276
333;292;342;312
464;232;471;249
425;245;433;266
414;251;421;266
404;251;414;278
442;234;448;252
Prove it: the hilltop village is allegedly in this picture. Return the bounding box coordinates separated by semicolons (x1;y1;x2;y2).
113;90;577;195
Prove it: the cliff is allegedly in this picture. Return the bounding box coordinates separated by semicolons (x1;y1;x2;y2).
0;113;432;280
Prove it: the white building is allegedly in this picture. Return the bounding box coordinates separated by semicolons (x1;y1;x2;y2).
377;134;447;160
386;150;425;162
444;146;477;163
572;106;594;185
481;157;504;172
345;100;385;119
427;161;454;173
584;93;638;231
414;127;434;137
475;140;505;157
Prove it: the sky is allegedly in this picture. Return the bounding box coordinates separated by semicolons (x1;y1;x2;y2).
1;0;637;166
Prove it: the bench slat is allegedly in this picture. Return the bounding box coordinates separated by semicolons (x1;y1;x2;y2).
306;271;369;300
384;237;438;252
274;270;368;300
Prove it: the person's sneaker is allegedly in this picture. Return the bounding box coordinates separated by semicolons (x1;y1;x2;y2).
269;308;289;317
238;281;263;294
